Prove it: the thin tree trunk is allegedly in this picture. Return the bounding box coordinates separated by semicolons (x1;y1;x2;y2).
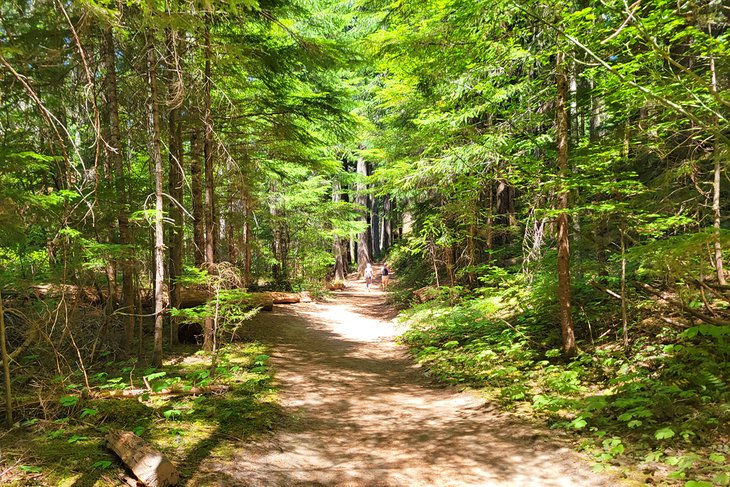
147;32;166;368
371;196;380;261
356;156;371;273
620;227;629;348
243;188;252;287
167;83;183;347
332;179;346;281
203;17;216;267
486;183;493;262
190;128;205;266
709;47;726;285
103;26;135;354
556;48;577;358
0;291;12;426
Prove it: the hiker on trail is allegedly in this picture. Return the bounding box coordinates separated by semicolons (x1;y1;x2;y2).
381;263;390;290
364;263;373;292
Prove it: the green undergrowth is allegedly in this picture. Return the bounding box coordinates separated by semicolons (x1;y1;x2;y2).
0;343;280;486
398;281;730;486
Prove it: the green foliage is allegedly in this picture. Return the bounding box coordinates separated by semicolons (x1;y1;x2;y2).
398;270;730;484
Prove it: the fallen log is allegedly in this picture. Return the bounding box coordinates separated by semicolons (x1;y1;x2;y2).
144;289;274;312
98;384;229;398
247;293;274;311
106;430;180;487
269;292;300;304
414;285;439;303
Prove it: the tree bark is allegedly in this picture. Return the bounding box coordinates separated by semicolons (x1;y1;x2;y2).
0;291;12;426
332;178;346;281
146;32;166;368
243;188;252;287
203;17;216;267
103;26;135;354
709;47;726;285
356;156;371;273
556;48;577;358
190;127;205;266
166;30;183;347
371;196;380;261
106;430;180;487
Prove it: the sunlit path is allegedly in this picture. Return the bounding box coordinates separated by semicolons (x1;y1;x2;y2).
187;270;621;487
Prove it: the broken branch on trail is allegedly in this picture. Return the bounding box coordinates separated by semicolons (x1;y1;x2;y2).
106;429;180;487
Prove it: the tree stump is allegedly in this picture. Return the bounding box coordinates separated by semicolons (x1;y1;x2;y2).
106;430;180;487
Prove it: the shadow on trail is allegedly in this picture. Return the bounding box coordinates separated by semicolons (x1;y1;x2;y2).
213;300;607;487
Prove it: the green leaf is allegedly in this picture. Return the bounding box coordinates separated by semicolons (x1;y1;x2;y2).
708;453;725;464
144;371;167;381
163;409;182;420
655;427;675;440
684;481;713;487
59;395;79;407
79;408;98;418
67;435;88;444
19;465;43;473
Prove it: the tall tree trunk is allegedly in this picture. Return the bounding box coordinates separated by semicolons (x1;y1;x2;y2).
0;291;12;426
332;179;346;281
243;188;252;287
190;128;205;266
709;47;726;285
486;183;493;263
556;48;577;358
103;26;136;354
371;196;380;261
356;156;371;273
147;32;166;368
167;61;183;347
203;17;216;267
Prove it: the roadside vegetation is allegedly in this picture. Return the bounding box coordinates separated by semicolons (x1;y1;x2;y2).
0;342;279;486
389;246;729;486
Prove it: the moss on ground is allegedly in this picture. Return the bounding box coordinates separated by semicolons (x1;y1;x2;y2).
0;342;281;486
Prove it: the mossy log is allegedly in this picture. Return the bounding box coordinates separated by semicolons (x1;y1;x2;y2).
106;430;179;487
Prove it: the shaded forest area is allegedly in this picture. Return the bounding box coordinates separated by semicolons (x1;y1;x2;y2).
0;0;728;485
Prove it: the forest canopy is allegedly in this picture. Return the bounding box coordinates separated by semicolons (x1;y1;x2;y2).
0;0;728;484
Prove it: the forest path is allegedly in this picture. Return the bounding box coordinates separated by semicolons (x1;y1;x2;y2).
189;269;620;486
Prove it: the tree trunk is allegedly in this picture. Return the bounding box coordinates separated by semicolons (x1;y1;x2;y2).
356;156;371;273
371;196;380;261
190;128;205;266
332;179;346;281
103;26;135;354
556;48;577;358
0;291;12;426
167;83;183;347
106;430;180;487
203;17;216;267
243;189;252;287
709;48;726;285
147;32;166;368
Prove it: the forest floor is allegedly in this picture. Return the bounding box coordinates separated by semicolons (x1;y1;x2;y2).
185;269;634;487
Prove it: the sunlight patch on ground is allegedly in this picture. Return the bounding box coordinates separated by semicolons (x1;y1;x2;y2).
298;305;400;342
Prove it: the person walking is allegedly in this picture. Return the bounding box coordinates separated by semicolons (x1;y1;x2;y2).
364;263;373;292
381;262;390;290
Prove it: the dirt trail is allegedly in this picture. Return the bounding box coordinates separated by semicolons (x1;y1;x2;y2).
190;271;620;486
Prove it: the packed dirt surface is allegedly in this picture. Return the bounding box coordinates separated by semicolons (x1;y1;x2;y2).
189;269;622;486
